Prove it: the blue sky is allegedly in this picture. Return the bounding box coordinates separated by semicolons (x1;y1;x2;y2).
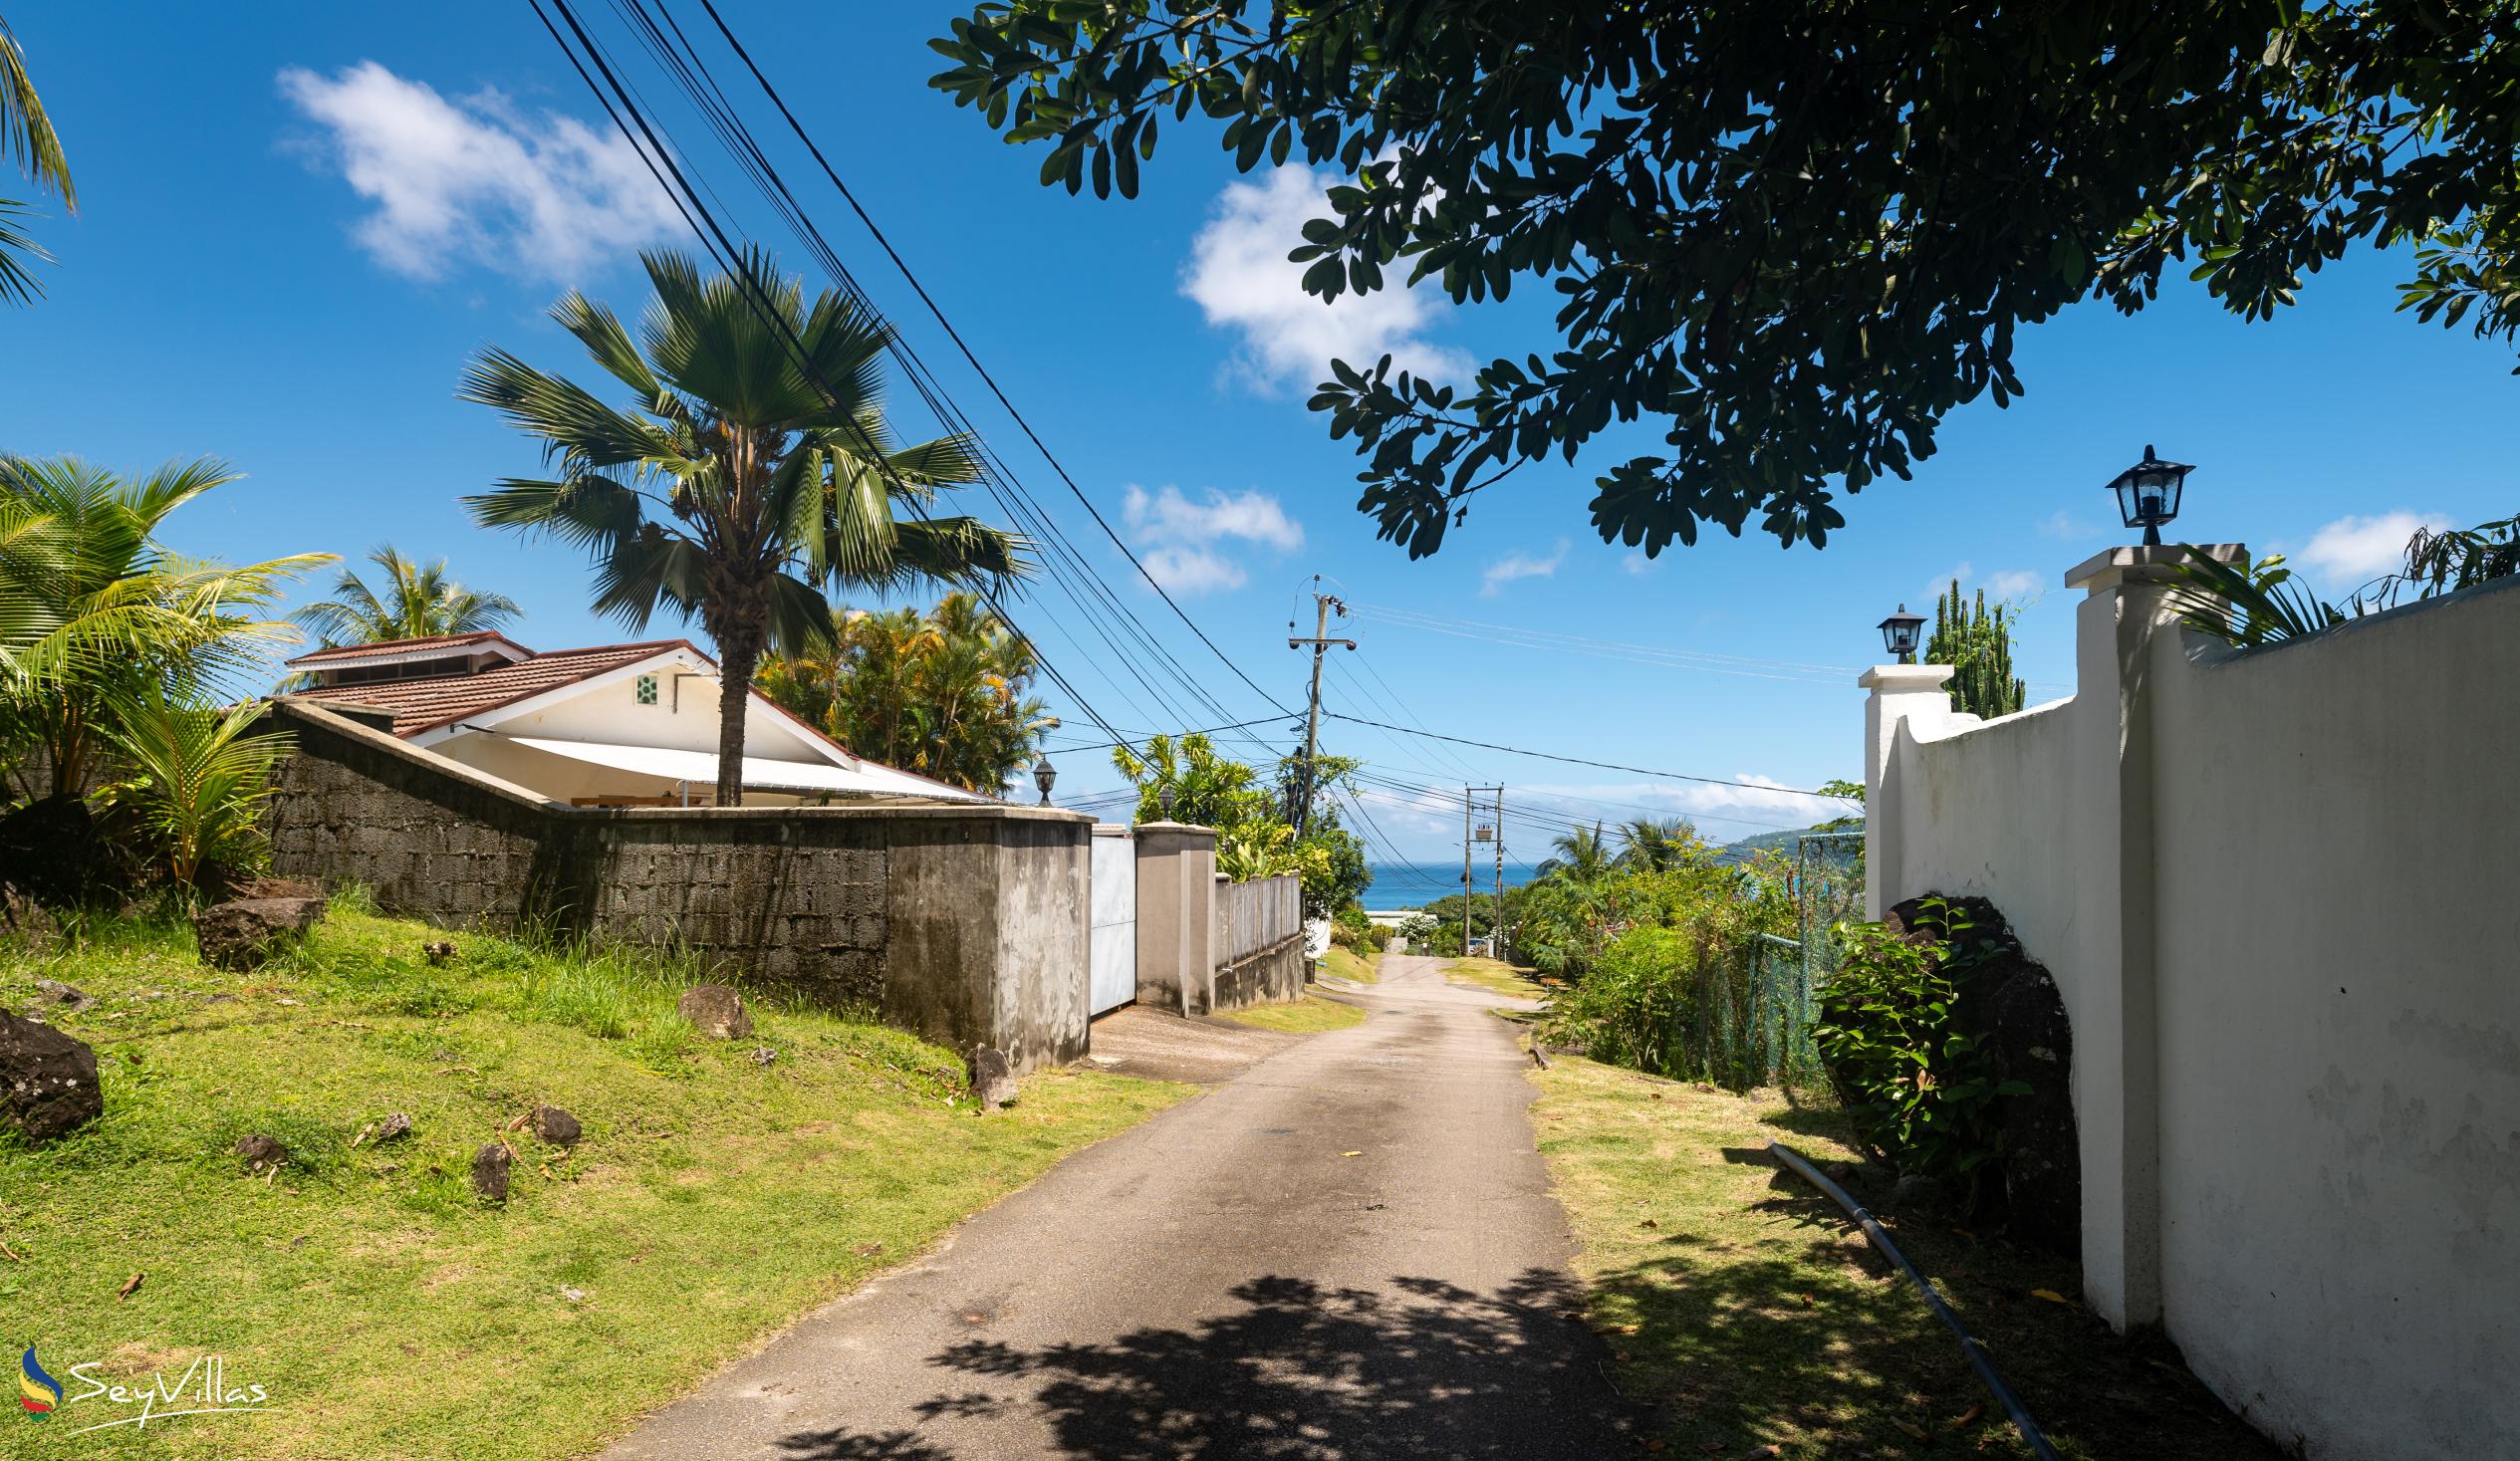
6;3;2516;880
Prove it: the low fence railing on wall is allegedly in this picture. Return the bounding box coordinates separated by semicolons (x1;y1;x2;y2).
1215;873;1301;969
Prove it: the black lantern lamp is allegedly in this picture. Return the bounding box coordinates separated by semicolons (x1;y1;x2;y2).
1157;783;1176;821
1032;754;1057;806
2105;443;2194;547
1878;604;1926;664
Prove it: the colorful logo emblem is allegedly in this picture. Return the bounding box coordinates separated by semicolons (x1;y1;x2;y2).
19;1347;63;1419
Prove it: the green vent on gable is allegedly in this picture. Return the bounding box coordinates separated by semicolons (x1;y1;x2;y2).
635;673;658;706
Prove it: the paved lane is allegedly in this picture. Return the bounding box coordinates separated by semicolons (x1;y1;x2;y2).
600;954;1629;1460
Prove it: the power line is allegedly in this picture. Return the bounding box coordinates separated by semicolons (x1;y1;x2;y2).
1324;713;1856;803
687;0;1293;721
528;0;1135;751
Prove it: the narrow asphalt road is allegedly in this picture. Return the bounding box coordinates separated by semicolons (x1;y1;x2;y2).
600;954;1630;1461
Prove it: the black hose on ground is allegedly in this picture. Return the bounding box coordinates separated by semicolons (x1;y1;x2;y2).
1766;1139;2064;1461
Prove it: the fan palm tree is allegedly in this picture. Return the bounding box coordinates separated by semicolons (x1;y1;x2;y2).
0;455;329;798
461;248;1029;806
292;545;522;648
1;14;74;304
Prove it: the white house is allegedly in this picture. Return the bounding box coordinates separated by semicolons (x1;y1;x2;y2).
285;631;988;806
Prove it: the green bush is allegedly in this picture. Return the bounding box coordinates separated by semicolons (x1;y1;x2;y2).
1811;897;2028;1181
1363;923;1391;952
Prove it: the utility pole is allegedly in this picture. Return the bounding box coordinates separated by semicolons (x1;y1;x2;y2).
1286;578;1354;837
1466;784;1502;958
1494;787;1507;965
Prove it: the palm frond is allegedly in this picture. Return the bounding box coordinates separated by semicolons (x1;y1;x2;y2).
2164;547;2344;648
891;515;1034;586
0;194;48;305
0;20;73;204
458;349;681;473
463;475;648;553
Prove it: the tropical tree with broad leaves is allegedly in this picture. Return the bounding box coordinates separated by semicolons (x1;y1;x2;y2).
291;545;522;648
461;248;1031;806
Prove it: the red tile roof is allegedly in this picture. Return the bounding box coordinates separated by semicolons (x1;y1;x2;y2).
292;640;690;738
288;630;525;665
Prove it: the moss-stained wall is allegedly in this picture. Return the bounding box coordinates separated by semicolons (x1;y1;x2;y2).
259;699;1090;1070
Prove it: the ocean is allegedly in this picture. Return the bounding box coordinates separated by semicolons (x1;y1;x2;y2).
1365;862;1545;908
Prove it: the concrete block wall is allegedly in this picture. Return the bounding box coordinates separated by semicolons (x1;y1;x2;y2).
259;699;1092;1071
1865;549;2520;1460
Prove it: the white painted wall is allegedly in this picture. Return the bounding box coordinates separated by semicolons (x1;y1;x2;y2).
1867;551;2520;1460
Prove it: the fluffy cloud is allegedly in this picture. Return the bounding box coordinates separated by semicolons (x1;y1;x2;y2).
1121;484;1303;596
1982;569;2046;601
1922;562;1972;601
1622;552;1654;577
278;61;681;281
1481;540;1569;598
2295;511;2446;586
1181;165;1471;391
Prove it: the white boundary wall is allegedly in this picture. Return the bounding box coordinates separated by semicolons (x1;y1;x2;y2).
1865;546;2520;1460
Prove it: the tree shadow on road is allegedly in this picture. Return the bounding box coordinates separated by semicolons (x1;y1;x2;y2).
773;1268;1637;1460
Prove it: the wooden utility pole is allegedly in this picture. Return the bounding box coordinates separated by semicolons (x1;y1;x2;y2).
1466;784;1502;958
1287;580;1354;837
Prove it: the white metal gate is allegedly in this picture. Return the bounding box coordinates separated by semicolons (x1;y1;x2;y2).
1088;826;1136;1016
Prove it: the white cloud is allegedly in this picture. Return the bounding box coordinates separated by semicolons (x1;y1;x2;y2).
1622;552;1653;577
278;61;681;281
1922;563;1972;601
1481;540;1569;598
2294;511;2446;586
1120;484;1303;596
2040;509;2101;541
1181;165;1472;392
1982;569;2045;601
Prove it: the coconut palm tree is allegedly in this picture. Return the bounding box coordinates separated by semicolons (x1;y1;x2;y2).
461;248;1029;806
1;14;74;304
292;545;522;648
0;455;328;799
1618;815;1699;871
1539;822;1614;884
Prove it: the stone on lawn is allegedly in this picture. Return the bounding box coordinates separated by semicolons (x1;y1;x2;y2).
532;1104;581;1147
0;1010;102;1143
193;896;327;971
968;1045;1017;1112
677;984;752;1040
221;875;321;902
375;1110;412;1143
33;977;92;1012
750;1047;776;1067
2;884;60;953
234;1133;290;1171
471;1142;512;1202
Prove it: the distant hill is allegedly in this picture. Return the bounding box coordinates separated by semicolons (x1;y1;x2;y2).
1716;822;1863;864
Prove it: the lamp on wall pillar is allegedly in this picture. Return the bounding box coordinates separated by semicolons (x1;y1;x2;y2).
2105;443;2194;547
1032;755;1058;806
1878;604;1926;664
1157;783;1175;821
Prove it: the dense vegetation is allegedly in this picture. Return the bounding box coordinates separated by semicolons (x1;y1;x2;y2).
1109;731;1370;919
0;455;330;899
757;593;1051;794
2171;509;2520;648
1925;584;2025;720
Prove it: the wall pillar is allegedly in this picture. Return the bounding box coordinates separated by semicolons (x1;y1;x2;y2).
1860;663;1958;920
1132;822;1216;1017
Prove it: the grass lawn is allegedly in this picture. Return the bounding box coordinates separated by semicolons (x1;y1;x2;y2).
1217;994;1368;1035
1443;956;1548;1000
1315;945;1380;984
1529;1054;2282;1460
0;899;1185;1460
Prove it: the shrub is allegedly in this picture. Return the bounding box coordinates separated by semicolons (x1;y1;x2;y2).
1811;897;2028;1183
1363;923;1391;952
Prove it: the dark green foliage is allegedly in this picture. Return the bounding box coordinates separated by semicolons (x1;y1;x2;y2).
931;1;2520;560
1812;898;2028;1181
1924;586;2025;720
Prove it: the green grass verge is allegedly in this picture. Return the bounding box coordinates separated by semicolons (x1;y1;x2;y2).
1529;1054;2280;1460
1443;956;1547;1000
0;902;1186;1460
1316;945;1381;984
1217;994;1368;1035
